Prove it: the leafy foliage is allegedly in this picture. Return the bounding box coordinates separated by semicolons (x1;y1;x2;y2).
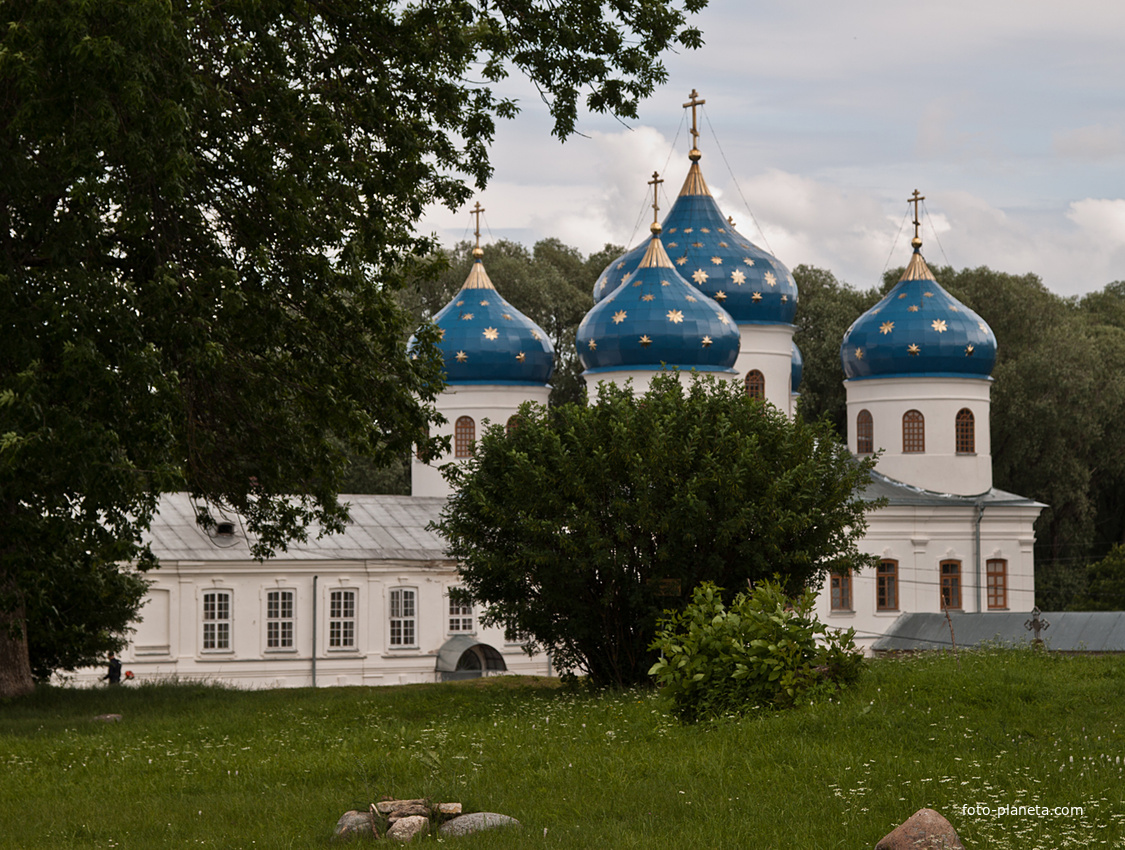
437;373;879;688
0;0;709;693
1072;544;1125;611
649;580;863;722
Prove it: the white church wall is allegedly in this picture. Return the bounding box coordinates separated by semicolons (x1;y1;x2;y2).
736;323;796;417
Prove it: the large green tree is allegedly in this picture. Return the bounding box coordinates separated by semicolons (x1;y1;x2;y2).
436;373;879;688
0;0;708;696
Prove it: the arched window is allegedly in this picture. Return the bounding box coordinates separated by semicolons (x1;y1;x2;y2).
940;560;962;610
903;409;925;453
454;416;475;458
745;369;765;400
956;408;975;454
877;559;898;611
856;409;874;455
987;559;1008;609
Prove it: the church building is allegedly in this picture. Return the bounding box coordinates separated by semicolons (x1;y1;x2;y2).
92;91;1043;685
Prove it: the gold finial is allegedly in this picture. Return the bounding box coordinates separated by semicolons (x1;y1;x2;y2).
649;171;664;234
683;88;706;162
471;201;485;258
908;189;925;250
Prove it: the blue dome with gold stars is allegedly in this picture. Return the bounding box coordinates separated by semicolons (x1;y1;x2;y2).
577;232;739;375
423;253;555;385
840;243;996;381
593;147;797;325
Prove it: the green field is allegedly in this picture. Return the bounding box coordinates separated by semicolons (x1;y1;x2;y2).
1;649;1123;849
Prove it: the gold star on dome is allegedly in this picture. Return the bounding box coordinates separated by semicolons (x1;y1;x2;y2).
480;299;489;306
661;279;671;286
764;271;777;287
457;300;465;306
616;262;625;269
588;339;597;351
612;310;627;324
667;228;677;233
715;291;727;301
701;227;711;233
716;313;730;325
685;295;698;302
965;344;975;356
907;305;920;312
667;309;684;323
639;335;652;347
483;327;499;340
870;308;880;314
950;306;959;312
693;269;708;284
667;241;678;248
898;293;908;299
642;294;655;302
531;330;541;340
880;321;895;335
781;294;789;302
437;329;445;340
752;292;762;302
719;241;729;248
502;313;513;320
978;322;988;332
908;343;921;356
702;336;713;347
931;319;948;333
622;272;632;285
923;291;934;298
691;242;703;248
676;256;688;266
711;256;723;265
632;280;643;287
744;257;755;266
683;228;693;234
855;347;864;360
718;228;726;233
516;352;526;362
731;269;746;285
455;350;468;362
461;312;474;320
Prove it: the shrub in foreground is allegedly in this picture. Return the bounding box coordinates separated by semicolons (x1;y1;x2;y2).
649;580;862;722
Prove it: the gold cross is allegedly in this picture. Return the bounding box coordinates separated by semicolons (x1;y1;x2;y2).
471;202;485;250
909;190;925;241
649;171;664;230
683;88;706;152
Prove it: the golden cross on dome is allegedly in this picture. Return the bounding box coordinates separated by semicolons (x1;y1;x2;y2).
649;171;664;232
683;89;706;154
471;202;485;257
909;189;925;243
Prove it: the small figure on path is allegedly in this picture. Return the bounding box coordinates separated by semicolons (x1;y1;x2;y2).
103;652;122;685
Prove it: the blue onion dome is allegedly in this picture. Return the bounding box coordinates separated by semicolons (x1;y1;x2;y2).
791;342;804;392
592;241;647;304
576;229;739;375
419;249;555;385
660;158;798;325
840;238;996;380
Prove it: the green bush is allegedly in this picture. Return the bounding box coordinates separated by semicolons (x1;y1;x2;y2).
649;580;863;722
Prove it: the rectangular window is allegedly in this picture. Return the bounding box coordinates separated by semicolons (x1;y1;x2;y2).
877;560;898;611
203;590;231;651
448;592;474;634
390;588;417;647
830;570;852;611
329;589;356;649
266;590;295;649
940;561;962;610
987;559;1008;609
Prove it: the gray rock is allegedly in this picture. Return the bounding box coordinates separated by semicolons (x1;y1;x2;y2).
438;812;521;837
333;810;378;841
387;815;429;842
875;808;965;850
376;799;429;815
93;714;122;723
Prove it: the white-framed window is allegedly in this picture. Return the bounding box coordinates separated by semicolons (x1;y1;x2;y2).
448;591;474;634
266;590;295;650
328;589;356;649
202;590;232;651
389;588;417;647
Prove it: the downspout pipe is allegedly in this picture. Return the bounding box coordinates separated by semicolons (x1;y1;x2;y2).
312;575;318;687
974;503;985;612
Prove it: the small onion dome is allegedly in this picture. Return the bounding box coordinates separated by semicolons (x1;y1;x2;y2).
415;256;555;385
840;246;996;380
576;234;739;374
592;240;647;304
791;342;804;392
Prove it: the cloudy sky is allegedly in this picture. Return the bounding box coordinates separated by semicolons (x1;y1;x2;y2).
418;0;1125;297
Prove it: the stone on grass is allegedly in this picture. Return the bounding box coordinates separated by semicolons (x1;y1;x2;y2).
94;714;122;723
437;802;462;815
333;810;378;840
387;815;429;842
875;808;965;850
438;812;521;837
376;799;429;816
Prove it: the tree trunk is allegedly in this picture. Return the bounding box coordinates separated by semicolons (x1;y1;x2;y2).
0;591;35;698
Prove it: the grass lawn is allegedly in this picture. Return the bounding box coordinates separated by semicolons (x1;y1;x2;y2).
1;648;1123;849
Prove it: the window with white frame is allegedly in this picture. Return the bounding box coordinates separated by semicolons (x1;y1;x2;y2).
328;589;356;649
202;590;232;651
448;590;474;634
266;590;295;650
390;588;417;647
